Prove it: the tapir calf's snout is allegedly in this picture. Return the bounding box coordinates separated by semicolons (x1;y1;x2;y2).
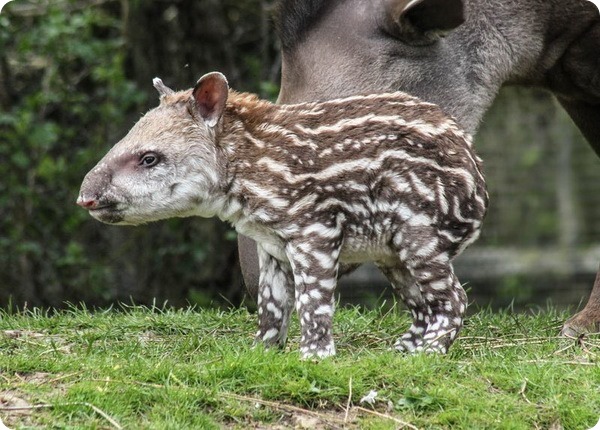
77;164;116;211
76;194;99;210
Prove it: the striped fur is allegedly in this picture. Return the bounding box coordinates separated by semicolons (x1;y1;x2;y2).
78;76;488;358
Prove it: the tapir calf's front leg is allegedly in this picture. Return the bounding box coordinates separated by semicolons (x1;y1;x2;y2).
255;246;294;348
286;240;340;359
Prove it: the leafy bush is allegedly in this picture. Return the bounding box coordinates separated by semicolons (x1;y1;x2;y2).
1;0;279;308
1;2;144;306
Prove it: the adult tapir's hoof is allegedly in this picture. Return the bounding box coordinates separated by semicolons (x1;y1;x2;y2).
561;267;600;338
560;310;600;338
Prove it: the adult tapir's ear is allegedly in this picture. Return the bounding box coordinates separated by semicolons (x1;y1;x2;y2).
386;0;464;37
192;72;229;128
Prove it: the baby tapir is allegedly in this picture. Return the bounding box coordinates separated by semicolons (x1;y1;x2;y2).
78;72;488;358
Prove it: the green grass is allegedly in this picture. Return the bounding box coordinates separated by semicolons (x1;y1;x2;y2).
0;304;598;429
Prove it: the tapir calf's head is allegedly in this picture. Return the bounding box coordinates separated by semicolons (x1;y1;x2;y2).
77;73;230;225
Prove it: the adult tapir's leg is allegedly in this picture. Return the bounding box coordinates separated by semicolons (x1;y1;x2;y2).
562;264;600;336
558;100;600;335
558;99;600;157
238;235;260;299
552;17;600;335
551;16;600;154
557;103;600;336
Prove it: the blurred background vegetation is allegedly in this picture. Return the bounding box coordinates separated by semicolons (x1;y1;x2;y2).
1;0;599;310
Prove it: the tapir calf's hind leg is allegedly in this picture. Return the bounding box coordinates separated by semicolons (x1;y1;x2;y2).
381;255;467;354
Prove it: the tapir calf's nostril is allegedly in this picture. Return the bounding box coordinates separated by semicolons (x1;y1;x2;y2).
77;196;98;209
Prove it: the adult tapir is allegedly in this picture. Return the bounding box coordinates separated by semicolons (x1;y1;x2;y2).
239;0;600;337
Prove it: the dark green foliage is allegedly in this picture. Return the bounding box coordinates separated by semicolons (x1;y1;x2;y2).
1;2;144;306
0;0;279;308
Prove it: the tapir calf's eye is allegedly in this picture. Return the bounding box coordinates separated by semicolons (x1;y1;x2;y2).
139;153;159;167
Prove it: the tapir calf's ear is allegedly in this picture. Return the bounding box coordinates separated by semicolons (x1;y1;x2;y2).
153;77;175;98
192;72;229;128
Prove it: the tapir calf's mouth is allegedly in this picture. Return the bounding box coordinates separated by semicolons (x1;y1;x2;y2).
88;202;118;211
89;205;125;224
